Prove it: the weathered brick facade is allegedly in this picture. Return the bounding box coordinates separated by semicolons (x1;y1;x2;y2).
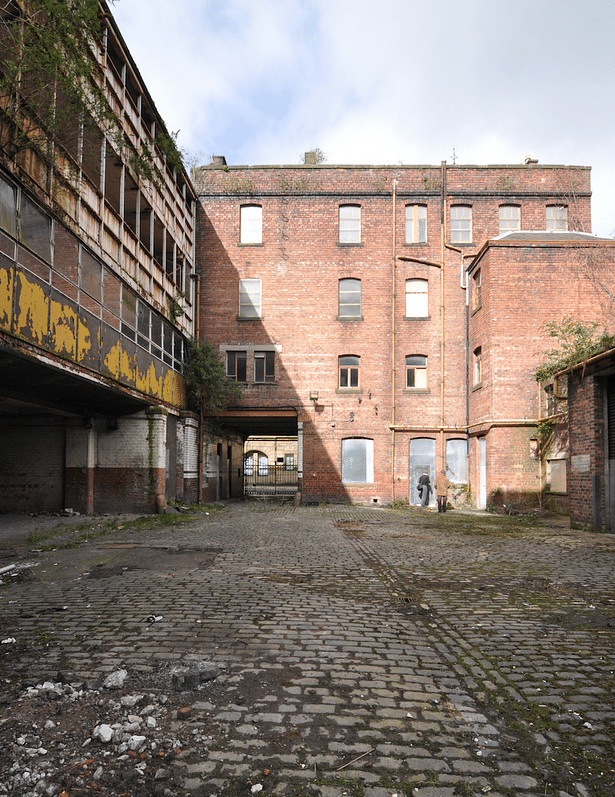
194;159;610;507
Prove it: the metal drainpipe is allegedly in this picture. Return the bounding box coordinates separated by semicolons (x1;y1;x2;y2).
439;162;446;470
391;178;397;502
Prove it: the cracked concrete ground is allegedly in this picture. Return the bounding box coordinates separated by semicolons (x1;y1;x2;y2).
0;502;614;797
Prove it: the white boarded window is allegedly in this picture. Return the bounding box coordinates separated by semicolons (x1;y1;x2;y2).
446;439;467;483
405;278;428;317
499;205;520;235
239;278;261;318
405;204;427;243
450;205;472;243
240;205;262;244
339;205;361;243
341;438;374;483
546;205;567;231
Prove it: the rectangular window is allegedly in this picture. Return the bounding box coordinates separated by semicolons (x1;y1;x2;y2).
284;453;295;470
472;269;481;311
405;279;428;317
120;285;137;341
473;346;483;386
406;355;427;388
499;205;520;235
338;278;361;317
450;206;472;243
0;174;17;237
446;439;468;483
339;355;360;388
405;204;427;243
240;205;262;244
255;350;275;383
341;438;374;483
20;195;51;261
226;350;247;382
244;455;254;476
546;205;567;231
239;278;261;318
339;205;361;243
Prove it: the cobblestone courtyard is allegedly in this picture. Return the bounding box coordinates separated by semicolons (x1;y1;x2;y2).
0;502;614;797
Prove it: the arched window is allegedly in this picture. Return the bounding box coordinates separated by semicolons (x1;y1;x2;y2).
406;355;427;388
446;439;467;483
405;204;427;243
499;205;520;235
338;278;361;317
405;278;428;317
339;205;361;243
240;205;262;244
341;438;374;483
339;355;360;388
450;205;472;243
546;205;567;231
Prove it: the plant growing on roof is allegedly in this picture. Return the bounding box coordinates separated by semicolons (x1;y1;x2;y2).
534;316;614;383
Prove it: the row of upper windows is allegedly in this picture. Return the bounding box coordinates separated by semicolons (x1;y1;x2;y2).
237;277;429;320
339;355;426;390
239;203;568;246
225;349;427;390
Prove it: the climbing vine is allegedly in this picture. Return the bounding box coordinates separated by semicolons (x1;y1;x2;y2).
534;316;614;383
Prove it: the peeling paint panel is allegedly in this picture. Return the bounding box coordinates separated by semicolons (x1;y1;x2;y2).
77;309;99;370
14;270;49;346
49;290;77;358
0;254;14;329
101;324;120;379
120;338;137;387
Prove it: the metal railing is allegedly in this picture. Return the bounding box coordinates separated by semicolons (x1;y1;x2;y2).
244;465;298;495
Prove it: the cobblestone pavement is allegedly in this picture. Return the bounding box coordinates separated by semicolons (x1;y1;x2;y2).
1;502;614;797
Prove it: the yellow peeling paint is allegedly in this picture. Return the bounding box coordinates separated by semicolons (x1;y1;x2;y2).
0;265;13;327
119;345;137;387
16;273;48;344
77;316;93;360
49;299;77;358
135;361;150;395
103;340;121;380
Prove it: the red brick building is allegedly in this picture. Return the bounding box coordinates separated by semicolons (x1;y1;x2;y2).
193;157;615;508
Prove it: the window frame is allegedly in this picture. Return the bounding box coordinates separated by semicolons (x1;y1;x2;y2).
240;204;262;244
472;269;481;311
339;204;361;244
338;278;362;318
226;350;247;382
405;204;427;244
341;437;374;484
498;205;520;235
339;354;360;389
546;205;567;231
254;350;275;383
406;355;427;389
238;278;262;318
450;205;472;244
473;346;483;387
405;278;429;318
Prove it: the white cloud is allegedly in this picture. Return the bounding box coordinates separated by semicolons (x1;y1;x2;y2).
111;0;615;236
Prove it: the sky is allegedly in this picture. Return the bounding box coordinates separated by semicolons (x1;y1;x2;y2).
110;0;615;237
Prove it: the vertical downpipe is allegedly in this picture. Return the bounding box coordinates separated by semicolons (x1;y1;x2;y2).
440;162;446;469
391;179;397;502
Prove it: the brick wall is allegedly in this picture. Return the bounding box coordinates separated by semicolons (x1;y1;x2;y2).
567;371;606;529
196;162;596;505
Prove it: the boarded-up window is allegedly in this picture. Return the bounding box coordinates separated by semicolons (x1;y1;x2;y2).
342;438;374;483
239;279;261;318
446;439;467;483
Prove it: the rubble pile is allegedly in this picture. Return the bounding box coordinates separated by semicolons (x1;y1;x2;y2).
0;665;221;797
